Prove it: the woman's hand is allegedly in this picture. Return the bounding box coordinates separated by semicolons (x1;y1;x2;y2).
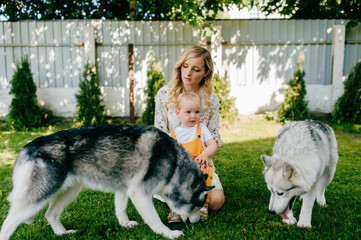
195;152;210;172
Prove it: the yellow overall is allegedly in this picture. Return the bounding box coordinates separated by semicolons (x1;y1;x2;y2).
170;123;212;203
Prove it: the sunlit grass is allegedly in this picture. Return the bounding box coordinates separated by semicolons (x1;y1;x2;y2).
220;115;282;144
0;117;360;239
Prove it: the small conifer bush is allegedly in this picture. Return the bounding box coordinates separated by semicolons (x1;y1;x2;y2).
8;57;54;130
141;51;165;125
333;61;361;123
277;52;309;123
213;72;238;123
75;63;106;126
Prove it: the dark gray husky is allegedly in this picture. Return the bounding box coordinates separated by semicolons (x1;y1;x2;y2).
0;125;212;240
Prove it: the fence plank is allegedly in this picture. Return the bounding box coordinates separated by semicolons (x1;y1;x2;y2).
0;19;360;117
4;22;14;88
0;22;8;89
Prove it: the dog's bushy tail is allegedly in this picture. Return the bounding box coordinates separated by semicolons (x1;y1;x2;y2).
8;148;68;206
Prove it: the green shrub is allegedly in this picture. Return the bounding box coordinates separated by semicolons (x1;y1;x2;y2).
213;72;238;123
333;61;361;123
141;51;165;125
7;56;55;130
277;52;309;123
75;63;106;126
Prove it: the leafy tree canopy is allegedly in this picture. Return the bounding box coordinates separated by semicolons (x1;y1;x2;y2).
1;0;130;20
0;0;254;31
261;0;361;19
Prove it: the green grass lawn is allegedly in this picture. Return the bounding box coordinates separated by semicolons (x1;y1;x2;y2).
0;117;360;239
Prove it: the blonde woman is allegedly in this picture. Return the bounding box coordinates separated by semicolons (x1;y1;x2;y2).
155;46;225;222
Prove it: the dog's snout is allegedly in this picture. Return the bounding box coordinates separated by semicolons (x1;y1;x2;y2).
268;210;276;215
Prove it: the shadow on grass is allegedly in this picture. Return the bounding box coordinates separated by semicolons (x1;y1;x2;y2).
0;135;360;239
0;164;13;197
210;137;361;239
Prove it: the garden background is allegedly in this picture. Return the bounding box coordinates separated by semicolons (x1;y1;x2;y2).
0;19;360;118
1;1;361;239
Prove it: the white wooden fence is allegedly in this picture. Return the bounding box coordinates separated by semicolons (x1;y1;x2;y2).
0;19;360;117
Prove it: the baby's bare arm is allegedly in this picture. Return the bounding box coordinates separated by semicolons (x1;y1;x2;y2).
195;138;217;171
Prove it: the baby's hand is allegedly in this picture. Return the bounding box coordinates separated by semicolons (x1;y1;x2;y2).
195;152;210;172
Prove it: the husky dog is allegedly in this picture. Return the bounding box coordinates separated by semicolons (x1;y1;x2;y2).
261;120;338;228
0;124;213;240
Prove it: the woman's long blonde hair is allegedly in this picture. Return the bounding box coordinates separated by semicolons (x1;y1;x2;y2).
168;45;214;109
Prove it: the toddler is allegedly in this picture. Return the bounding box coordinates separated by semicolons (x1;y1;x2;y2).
168;92;217;222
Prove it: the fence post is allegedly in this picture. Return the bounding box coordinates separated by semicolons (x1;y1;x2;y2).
211;26;222;76
331;25;345;109
128;44;135;123
84;26;96;65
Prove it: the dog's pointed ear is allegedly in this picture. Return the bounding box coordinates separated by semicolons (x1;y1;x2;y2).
203;173;208;180
204;186;215;193
200;186;214;199
283;163;297;179
261;154;272;167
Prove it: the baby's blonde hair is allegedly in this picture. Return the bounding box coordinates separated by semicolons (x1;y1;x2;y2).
168;45;214;109
176;92;202;111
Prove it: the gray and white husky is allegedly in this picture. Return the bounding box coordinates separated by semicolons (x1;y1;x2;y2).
0;124;213;240
261;120;338;228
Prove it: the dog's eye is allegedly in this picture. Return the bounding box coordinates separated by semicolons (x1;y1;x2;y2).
277;192;284;196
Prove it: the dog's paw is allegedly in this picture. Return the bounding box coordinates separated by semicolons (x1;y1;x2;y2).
119;220;138;228
55;230;77;235
282;216;297;225
24;217;35;225
317;199;327;207
297;220;311;228
162;230;183;239
316;197;327;207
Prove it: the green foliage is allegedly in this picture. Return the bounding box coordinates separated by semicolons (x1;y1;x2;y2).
261;0;361;19
141;51;165;125
333;61;361;124
75;63;106;126
0;0;250;32
213;72;239;123
277;52;309;124
0;0;131;20
7;57;55;131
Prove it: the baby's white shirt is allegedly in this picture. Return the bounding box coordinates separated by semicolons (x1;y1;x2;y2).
173;123;213;148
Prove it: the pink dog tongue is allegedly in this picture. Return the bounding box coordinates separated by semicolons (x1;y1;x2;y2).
280;206;290;220
280;212;289;220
